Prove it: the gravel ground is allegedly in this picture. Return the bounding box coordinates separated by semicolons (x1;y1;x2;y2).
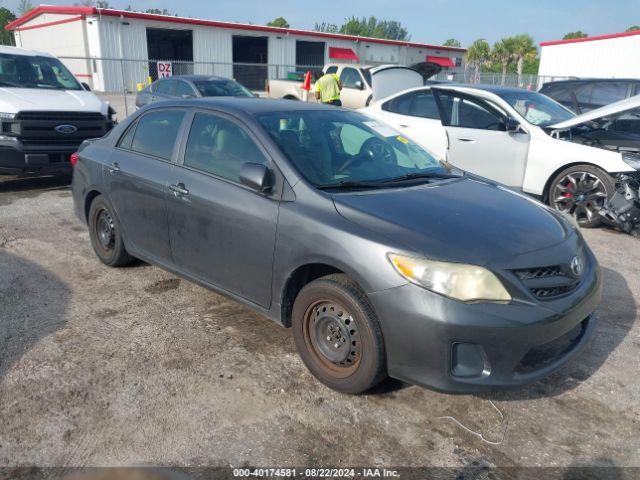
0;175;639;476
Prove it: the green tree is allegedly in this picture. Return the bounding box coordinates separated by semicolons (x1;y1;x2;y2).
315;16;410;41
0;7;16;45
492;37;514;85
563;30;588;39
443;38;461;47
626;26;640;31
145;8;172;15
465;39;490;82
17;0;33;15
267;17;289;28
511;34;537;83
314;22;339;33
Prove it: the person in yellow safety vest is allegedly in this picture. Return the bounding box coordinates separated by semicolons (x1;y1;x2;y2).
315;72;342;106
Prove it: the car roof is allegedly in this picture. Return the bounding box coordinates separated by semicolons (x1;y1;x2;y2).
0;45;55;57
156;75;232;82
542;78;640;87
142;97;346;115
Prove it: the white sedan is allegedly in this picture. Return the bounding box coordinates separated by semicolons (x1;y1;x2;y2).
361;76;640;227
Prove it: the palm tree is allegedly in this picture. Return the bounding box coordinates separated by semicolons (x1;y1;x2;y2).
511;34;537;86
465;39;490;83
492;38;514;85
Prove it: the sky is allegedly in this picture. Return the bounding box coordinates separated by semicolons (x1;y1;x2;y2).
4;0;640;47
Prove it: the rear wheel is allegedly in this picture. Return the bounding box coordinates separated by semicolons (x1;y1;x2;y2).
88;195;134;267
548;165;614;228
292;274;386;394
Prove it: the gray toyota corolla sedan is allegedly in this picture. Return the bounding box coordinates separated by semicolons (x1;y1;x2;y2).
71;98;602;394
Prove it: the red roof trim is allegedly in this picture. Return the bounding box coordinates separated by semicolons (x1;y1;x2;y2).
5;5;467;52
426;55;454;68
329;47;359;61
540;29;640;47
14;15;84;32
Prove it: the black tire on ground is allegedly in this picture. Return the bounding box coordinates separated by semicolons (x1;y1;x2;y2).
292;273;387;394
548;164;615;228
88;194;134;267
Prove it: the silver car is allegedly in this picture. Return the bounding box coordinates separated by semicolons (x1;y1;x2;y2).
135;75;254;109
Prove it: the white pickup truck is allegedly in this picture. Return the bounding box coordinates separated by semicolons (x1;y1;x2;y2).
267;63;375;108
0;46;115;176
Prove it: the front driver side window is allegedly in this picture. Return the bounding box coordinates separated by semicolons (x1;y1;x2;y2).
438;93;506;131
340;68;361;89
183;112;269;183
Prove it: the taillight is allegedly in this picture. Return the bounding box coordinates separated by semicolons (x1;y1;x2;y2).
70;152;79;167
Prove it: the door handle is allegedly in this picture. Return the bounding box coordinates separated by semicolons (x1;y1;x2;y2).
398;124;409;128
107;162;120;174
457;138;475;142
169;183;189;197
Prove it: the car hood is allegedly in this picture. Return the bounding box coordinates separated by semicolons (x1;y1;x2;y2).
332;177;571;266
0;88;108;115
549;94;640;130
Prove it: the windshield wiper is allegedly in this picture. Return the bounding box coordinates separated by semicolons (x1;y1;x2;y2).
316;180;389;190
380;171;463;184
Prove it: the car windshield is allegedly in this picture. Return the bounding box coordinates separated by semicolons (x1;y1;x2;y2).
257;109;450;188
193;79;253;97
497;90;575;127
0;53;82;90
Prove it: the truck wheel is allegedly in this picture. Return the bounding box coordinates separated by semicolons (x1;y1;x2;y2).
548;165;615;228
88;195;134;267
292;274;386;394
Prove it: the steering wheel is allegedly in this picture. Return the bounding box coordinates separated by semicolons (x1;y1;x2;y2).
359;137;397;165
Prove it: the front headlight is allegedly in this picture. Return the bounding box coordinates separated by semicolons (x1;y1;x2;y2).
388;253;511;302
622;152;640;170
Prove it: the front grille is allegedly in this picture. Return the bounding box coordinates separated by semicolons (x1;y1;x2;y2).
16;111;106;121
516;319;588;373
514;264;580;300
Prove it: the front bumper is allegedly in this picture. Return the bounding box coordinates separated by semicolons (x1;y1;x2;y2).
0;137;74;175
369;251;602;393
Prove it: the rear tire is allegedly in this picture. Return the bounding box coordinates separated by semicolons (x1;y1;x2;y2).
292;274;386;394
88;195;134;267
548;165;615;228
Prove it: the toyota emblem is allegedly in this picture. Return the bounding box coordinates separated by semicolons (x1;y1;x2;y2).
55;124;78;134
570;255;584;277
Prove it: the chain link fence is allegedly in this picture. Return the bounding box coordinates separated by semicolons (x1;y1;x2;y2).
59;56;568;122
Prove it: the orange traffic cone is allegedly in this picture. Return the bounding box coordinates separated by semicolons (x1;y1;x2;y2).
301;71;312;101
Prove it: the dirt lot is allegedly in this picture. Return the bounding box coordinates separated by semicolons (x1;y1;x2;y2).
0;175;639;476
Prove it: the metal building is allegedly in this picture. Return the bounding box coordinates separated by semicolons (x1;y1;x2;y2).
539;29;640;80
6;5;466;92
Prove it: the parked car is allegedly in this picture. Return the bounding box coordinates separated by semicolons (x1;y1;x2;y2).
267;63;375;108
540;78;640;114
540;78;640;134
72;98;601;394
0;46;115;176
362;80;640;227
135;75;254;109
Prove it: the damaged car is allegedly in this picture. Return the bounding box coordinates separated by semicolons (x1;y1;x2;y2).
362;76;640;228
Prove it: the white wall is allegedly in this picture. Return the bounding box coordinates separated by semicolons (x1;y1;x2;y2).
539;35;640;79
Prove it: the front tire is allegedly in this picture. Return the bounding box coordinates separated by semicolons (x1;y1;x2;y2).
292;274;386;394
548;165;614;228
88;195;134;267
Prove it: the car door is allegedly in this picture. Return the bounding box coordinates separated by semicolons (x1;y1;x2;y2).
379;89;448;159
167;110;280;307
433;89;530;188
104;108;187;263
339;67;368;108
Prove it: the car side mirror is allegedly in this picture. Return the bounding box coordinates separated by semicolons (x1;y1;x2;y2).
355;80;364;90
81;82;92;91
239;163;273;192
505;117;524;133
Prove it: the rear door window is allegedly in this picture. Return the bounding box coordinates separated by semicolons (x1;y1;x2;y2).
437;92;506;130
590;82;629;106
410;90;440;119
325;66;338;75
131;109;185;160
382;92;414;115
